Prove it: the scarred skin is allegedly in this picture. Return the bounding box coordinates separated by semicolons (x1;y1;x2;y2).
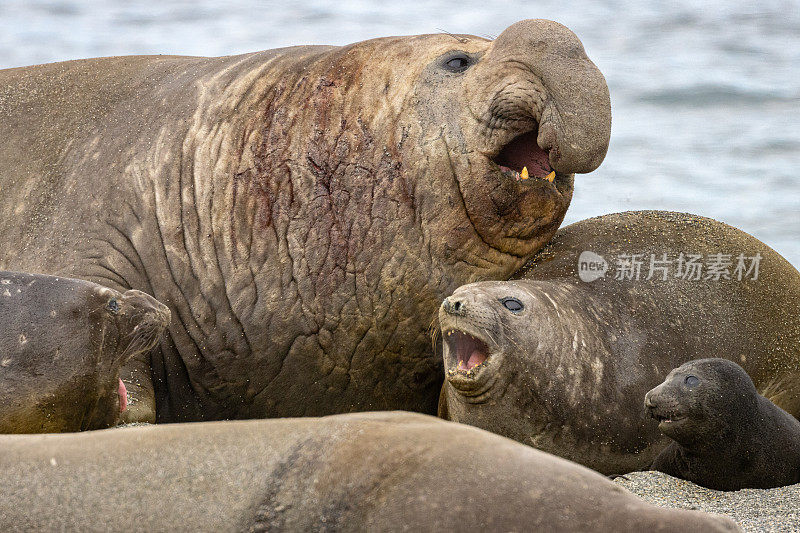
438;211;800;474
0;20;611;422
0;271;170;433
0;412;739;532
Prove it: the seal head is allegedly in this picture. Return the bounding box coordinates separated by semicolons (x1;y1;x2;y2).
644;359;757;448
0;273;170;433
437;279;658;477
95;288;171;423
646;358;800;490
439;290;508;398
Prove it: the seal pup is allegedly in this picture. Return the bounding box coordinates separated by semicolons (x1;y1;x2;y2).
0;20;611;423
0;271;170;433
0;412;738;532
437;211;800;474
646;358;800;490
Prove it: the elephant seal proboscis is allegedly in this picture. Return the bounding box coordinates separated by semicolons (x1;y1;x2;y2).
0;20;612;423
0;271;170;433
0;412;738;532
437;211;800;474
646;358;800;490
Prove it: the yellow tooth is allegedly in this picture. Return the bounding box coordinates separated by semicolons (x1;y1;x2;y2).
520;167;529;180
546;171;555;183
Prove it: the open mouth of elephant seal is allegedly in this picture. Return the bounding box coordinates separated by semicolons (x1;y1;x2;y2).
444;329;490;374
437;289;511;399
648;408;687;430
491;127;558;184
440;326;502;397
645;390;689;432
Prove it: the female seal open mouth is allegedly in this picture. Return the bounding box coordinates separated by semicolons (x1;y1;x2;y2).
438;293;506;398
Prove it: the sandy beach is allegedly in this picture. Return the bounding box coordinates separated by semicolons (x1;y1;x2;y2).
617;471;800;532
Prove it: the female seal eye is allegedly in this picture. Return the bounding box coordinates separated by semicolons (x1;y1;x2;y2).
107;298;120;314
684;375;700;387
443;53;472;73
500;297;524;313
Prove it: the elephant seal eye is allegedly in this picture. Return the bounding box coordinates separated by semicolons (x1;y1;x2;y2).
684;375;699;387
442;53;472;73
500;297;524;313
107;299;120;314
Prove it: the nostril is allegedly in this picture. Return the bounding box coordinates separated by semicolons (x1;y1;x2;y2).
442;297;466;316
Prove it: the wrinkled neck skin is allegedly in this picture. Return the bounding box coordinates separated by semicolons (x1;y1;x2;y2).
111;39;569;419
445;281;664;474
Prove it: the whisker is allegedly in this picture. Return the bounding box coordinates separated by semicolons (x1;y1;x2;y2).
436;28;469;44
428;310;442;352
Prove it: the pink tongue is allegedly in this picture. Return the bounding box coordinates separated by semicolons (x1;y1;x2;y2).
118;378;128;413
457;350;487;371
467;350;486;368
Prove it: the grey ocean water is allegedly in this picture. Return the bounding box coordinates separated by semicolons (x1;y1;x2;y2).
1;0;798;266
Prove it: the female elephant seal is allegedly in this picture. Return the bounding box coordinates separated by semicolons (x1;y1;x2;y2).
0;20;611;423
0;271;170;433
0;412;738;532
646;358;800;490
437;210;800;474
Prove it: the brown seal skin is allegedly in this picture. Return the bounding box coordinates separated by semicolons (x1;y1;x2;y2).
0;412;738;532
647;358;800;490
0;271;170;433
0;20;611;423
437;211;800;475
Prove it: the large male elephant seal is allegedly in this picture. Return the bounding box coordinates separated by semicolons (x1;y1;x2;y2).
437;211;800;474
0;271;170;433
0;20;611;423
0;412;738;532
647;358;800;490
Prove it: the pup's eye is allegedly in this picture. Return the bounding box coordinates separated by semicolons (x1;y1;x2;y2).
684;375;699;387
443;53;473;73
107;299;120;314
500;297;524;313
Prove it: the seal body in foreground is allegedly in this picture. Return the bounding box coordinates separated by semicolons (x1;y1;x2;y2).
0;271;170;433
646;358;800;490
0;412;738;532
0;20;611;423
437;211;800;474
